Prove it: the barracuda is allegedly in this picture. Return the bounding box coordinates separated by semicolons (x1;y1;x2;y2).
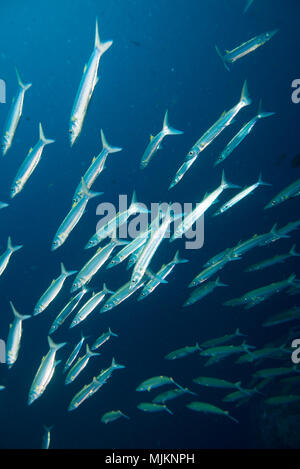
164;343;201;360
265;176;300;209
138;250;188;301
136;376;185;392
65;344;100;385
10;123;54;198
6;302;30;368
63;333;88;373
106;229;150;269
172;171;239;240
1;69;32;156
140;110;183;169
28;337;66;405
213;173;271;216
85;191;148;249
72;129;122;205
100;278;145;313
69;20;113;146
52;179;103;251
49;288;88;334
70;284;114;328
186;401;239;423
101;410;130;424
245;244;300;272
215;102;275;165
184;277;228;307
169;81;251;189
71;238;127;293
34;263;77;316
91;328;118;351
216;30;278;71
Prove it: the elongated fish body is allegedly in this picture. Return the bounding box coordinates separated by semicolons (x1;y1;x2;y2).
51;180;103;251
0;202;9;210
70;20;113;146
101;410;130;424
189;252;236;287
49;288;88;334
278;220;300;237
138;402;173;415
138;250;188;300
224;274;297;309
95;357;125;388
263;306;300;327
6;302;30;368
68;376;103;411
200;342;254;359
153;387;197;404
42;425;53;450
91;327;118;351
184;277;228;307
172;171;239;240
253;367;299;379
193;377;243;391
2;69;32;156
72;129;122;204
136;376;185;392
10;123;54;198
200;328;246;348
85;192;148;249
65;344;100;385
216;30;278;71
215;105;275;165
100;279;145;313
0;386;5;390
34;263;77;316
0;236;22;278
107;229;150;269
186;401;238;423
213;174;271;216
245;244;300;272
140;110;183;169
71;239;126;293
265;395;300;406
164;343;201;360
169;81;251;189
130;208;174;289
28;337;66;405
204;248;234;267
64;333;87;373
70;284;113;328
265;177;300;209
231;224;286;258
235;346;287;364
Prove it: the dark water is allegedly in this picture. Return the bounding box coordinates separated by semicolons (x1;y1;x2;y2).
0;0;299;449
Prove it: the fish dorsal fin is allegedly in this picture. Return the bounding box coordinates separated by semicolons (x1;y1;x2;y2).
51;279;56;285
150;135;154;141
92;156;96;163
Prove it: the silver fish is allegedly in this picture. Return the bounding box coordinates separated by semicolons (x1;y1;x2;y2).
6;301;30;368
0;236;22;278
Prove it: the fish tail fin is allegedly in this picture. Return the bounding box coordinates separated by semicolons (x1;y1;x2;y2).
215;276;228;287
60;262;77;278
43;425;54;432
39;123;55;145
163;110;183;136
257;172;272;187
9;301;31;321
47;336;66;351
122;413;130;420
145;268;168;284
164;405;173;415
80;178;103;200
86;344;100;357
185;387;198;396
288;273;297;285
257;100;275;119
172;250;189;264
108;327;118;337
100;129;122;154
111;357;125;369
290;244;300;257
221;170;240;190
15;68;32;91
7;236;23;252
95;18;113;55
240;80;252;106
102;283;115;295
173;380;186;392
235;381;243;391
215;45;230;71
235;328;246;337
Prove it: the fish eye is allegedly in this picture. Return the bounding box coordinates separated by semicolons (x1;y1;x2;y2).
188;151;193;156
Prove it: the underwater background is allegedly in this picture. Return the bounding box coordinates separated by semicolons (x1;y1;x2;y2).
0;0;300;449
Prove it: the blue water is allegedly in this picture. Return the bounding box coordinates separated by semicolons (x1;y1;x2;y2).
0;0;299;449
